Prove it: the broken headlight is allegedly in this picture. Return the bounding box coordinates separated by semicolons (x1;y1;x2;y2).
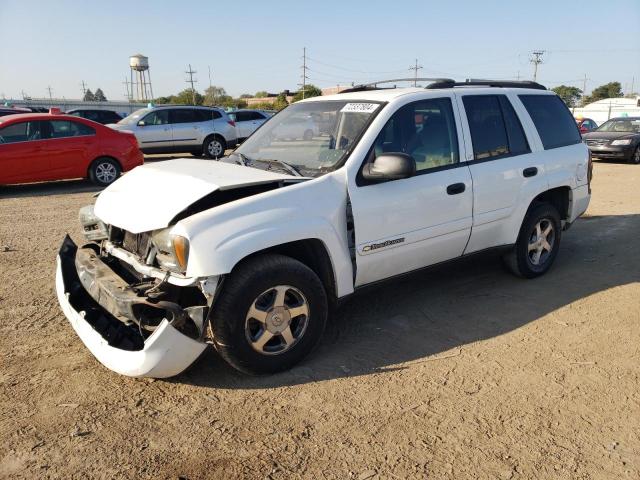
79;205;108;241
151;229;190;273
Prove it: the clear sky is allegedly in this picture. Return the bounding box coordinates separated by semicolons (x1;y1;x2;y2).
1;0;639;101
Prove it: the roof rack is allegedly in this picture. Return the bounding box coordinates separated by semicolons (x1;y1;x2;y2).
426;79;546;90
339;78;454;93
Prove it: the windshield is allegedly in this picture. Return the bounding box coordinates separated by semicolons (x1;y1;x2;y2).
118;108;152;125
234;100;382;176
597;118;640;133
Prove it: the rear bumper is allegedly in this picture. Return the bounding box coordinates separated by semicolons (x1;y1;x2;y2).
55;236;207;378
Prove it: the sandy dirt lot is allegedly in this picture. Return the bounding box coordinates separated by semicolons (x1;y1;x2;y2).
1;160;638;479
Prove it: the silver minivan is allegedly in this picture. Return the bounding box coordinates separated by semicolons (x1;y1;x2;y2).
111;106;237;158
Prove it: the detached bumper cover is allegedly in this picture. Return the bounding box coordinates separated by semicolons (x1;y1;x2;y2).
56;236;207;378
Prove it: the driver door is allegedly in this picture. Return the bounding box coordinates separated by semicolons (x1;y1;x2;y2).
348;96;473;287
136;110;172;151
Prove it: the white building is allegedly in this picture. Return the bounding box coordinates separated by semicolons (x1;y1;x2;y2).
572;96;640;125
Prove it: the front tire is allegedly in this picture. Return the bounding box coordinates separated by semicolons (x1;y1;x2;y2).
88;157;120;186
203;136;226;159
504;203;562;278
211;254;328;375
630;146;640;165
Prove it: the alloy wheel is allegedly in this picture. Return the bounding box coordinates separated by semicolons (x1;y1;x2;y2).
527;218;555;266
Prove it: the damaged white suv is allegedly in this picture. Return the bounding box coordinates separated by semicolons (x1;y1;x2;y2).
56;80;592;378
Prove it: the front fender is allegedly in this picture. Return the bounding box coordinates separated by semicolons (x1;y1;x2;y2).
174;172;354;298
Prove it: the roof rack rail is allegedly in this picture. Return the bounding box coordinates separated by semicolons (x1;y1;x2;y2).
426;79;546;90
339;78;455;93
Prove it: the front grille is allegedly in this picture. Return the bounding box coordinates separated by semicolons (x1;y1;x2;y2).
122;231;152;259
586;139;609;147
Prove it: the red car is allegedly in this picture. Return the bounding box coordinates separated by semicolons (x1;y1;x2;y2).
0;110;143;186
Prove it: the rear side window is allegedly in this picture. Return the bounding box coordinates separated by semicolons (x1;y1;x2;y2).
462;95;509;160
48;120;95;138
519;94;581;149
196;110;221;121
170;109;199;124
498;96;530;156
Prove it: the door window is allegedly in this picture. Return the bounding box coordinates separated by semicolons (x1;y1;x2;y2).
372;98;459;172
0;121;43;143
142;110;169;125
170;109;200;124
48;120;95;138
234;111;251;122
462;95;510;160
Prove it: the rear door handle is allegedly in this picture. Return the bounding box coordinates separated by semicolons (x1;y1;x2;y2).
523;167;538;177
446;183;466;195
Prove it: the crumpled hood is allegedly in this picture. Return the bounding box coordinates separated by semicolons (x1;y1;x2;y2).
94;158;297;233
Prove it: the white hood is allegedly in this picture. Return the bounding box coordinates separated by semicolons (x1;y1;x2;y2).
94;158;296;233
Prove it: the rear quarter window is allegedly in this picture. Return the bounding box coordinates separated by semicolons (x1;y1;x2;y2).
519;94;581;149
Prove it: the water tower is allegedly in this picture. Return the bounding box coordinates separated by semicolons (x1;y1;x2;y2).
129;54;154;102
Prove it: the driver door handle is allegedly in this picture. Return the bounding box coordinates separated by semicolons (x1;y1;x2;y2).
446;183;466;195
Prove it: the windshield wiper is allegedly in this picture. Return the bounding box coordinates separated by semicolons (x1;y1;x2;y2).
254;158;304;177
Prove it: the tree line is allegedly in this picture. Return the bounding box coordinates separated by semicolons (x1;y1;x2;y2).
153;84;323;110
82;88;107;102
551;82;631;108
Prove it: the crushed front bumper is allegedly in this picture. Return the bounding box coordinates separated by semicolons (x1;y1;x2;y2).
55;236;207;378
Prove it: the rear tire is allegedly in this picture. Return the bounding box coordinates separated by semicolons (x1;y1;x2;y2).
211;254;328;375
203;136;226;159
503;203;562;278
88;157;120;186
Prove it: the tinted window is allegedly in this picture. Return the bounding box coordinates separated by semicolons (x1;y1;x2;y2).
100;111;121;123
462;95;509;160
48;120;95;138
170;109;200;124
142;110;169;125
373;97;459;172
235;111;251;122
0;121;43;143
498;96;530;156
519;94;581;149
195;109;220;121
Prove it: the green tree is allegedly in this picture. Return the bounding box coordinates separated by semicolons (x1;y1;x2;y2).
154;96;173;104
83;89;95;102
94;88;107;102
551;85;582;107
292;84;322;102
583;82;623;105
273;92;289;111
254;91;269;98
240;93;253;99
204;86;227;105
173;88;204;105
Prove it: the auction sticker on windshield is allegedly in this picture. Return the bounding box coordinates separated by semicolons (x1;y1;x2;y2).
340;103;379;113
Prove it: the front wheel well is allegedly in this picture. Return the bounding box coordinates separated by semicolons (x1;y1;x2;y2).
530;186;571;220
234;239;337;305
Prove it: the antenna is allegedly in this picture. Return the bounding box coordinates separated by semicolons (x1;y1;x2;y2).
408;59;423;87
529;50;545;82
185;64;198;105
298;47;309;99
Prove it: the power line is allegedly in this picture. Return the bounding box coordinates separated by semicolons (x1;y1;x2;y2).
185;64;197;104
408;59;423;87
529;50;545;82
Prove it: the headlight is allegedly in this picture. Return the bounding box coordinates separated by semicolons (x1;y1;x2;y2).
151;229;190;272
611;139;632;146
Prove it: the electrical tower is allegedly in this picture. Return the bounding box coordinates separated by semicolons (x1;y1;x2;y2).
46;86;53;101
529;50;545;82
299;47;309;99
80;80;88;98
409;59;423;87
185;64;198;105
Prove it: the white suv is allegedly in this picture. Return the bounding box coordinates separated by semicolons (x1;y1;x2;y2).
111;106;237;158
56;80;591;378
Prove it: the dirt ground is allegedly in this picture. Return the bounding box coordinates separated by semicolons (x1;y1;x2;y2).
0;159;638;479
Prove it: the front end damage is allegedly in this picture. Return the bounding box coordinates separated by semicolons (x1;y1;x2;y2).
56;235;212;378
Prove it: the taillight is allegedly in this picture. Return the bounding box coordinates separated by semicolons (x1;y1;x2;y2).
228;120;235;127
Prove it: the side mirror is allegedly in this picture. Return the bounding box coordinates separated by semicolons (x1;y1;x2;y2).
362;153;416;181
137;120;146;127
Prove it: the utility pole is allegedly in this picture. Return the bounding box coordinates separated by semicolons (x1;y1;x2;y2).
208;65;215;105
46;86;53;101
631;76;635;95
409;59;423;87
185;64;197;105
530;50;545;82
299;47;309;99
123;77;131;102
80;80;87;98
516;71;521;81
